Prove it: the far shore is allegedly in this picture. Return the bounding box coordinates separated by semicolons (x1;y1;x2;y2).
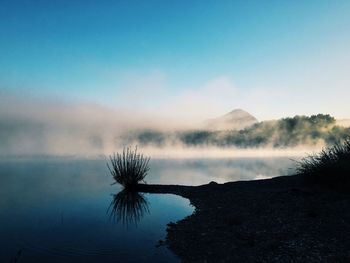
137;175;350;262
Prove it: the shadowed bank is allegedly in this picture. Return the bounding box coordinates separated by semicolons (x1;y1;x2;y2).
134;176;350;262
109;141;350;262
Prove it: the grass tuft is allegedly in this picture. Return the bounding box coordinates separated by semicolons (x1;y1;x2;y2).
107;146;150;189
296;138;350;191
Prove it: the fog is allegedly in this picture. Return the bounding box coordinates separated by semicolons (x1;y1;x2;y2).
0;95;118;155
0;93;193;156
128;146;310;159
0;93;331;157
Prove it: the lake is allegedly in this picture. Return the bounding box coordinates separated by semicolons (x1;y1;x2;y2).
0;156;297;262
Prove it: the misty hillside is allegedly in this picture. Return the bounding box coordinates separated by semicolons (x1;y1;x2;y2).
127;114;350;148
1;99;350;155
205;109;258;131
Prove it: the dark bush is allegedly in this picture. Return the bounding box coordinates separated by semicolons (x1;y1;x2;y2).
296;139;350;191
107;147;150;189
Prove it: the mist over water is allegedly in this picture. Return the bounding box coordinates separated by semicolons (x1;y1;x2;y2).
0;93;195;156
0;93;334;157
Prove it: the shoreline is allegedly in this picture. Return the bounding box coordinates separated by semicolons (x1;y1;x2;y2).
137;175;350;262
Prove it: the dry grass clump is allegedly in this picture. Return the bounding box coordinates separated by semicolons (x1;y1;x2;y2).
107;146;150;189
296;139;350;191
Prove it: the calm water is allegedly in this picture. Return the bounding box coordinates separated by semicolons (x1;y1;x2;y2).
0;157;297;262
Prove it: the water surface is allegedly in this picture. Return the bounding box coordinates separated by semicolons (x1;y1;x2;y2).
0;157;297;262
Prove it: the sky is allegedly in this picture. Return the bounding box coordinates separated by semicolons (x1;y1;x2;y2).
1;0;350;120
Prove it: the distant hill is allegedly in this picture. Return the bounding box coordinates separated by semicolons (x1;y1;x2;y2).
205;109;258;130
127;114;350;148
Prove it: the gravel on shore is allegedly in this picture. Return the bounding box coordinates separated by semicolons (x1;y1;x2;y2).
137;175;350;262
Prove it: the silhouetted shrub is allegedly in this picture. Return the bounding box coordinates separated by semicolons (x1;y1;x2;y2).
296;139;350;191
107;147;150;189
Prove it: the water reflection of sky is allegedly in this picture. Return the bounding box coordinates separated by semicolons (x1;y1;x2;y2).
0;159;193;262
148;157;299;185
0;157;297;262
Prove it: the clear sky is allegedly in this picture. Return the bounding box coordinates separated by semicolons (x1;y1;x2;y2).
1;0;349;120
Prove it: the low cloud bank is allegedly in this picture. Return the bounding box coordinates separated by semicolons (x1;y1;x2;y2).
1;93;348;157
0;94;140;155
0;93;197;156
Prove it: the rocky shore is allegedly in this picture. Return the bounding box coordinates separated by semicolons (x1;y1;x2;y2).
137;175;350;262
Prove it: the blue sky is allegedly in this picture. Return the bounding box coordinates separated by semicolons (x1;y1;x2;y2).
1;0;350;120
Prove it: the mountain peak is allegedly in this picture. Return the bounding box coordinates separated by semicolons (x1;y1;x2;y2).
225;108;254;117
205;109;258;131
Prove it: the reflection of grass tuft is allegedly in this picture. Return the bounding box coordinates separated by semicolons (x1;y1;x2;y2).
107;190;149;227
107;146;150;189
296;138;350;191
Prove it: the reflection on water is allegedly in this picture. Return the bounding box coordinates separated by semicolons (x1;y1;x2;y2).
0;156;298;262
0;159;193;263
108;190;150;227
147;157;299;185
